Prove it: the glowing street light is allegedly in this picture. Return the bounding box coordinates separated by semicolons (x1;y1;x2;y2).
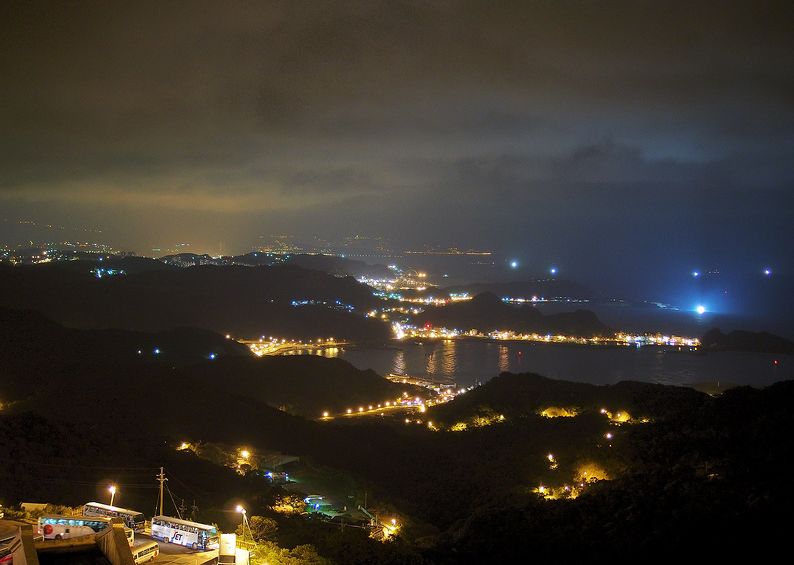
108;485;117;506
696;305;706;315
509;260;519;269
549;267;558;275
235;505;248;540
692;271;700;278
240;449;250;460
763;268;772;276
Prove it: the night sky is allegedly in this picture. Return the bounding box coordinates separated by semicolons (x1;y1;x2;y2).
1;1;792;293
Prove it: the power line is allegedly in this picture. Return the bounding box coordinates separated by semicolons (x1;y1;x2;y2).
10;461;156;471
13;477;159;488
165;483;182;519
164;472;197;496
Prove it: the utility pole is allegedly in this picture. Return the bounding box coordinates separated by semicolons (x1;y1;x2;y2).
156;467;167;516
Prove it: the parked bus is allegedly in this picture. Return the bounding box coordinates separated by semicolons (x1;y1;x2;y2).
37;515;111;540
150;516;219;550
131;540;159;564
83;502;145;530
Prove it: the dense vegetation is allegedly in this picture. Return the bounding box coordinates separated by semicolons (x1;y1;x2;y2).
416;292;610;335
2;304;792;561
702;327;794;354
0;262;389;341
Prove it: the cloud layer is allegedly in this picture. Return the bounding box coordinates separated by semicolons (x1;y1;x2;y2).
1;1;792;288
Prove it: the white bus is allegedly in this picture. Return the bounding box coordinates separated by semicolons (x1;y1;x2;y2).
83;502;145;530
150;516;219;551
131;540;159;564
37;515;111;541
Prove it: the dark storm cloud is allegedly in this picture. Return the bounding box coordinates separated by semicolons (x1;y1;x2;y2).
1;0;792;281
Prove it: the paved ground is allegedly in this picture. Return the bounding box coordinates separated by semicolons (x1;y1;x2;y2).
135;534;217;565
0;519;30;539
1;521;215;565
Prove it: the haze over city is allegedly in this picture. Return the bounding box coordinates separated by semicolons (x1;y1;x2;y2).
2;1;792;296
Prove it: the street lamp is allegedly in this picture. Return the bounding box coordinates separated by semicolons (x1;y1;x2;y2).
108;485;117;506
236;505;249;541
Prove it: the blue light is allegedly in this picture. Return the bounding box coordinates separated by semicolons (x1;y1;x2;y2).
695;305;706;315
209;353;216;360
763;268;772;276
550;267;557;275
692;271;700;278
509;260;519;269
153;348;161;355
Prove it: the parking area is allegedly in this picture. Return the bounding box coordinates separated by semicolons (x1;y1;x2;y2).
135;534;217;565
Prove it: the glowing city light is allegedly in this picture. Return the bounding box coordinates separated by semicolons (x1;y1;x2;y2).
550;267;557;275
763;268;772;276
692;271;700;278
696;305;706;315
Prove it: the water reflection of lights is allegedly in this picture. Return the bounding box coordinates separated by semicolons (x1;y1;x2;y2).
426;348;437;375
392;350;406;376
498;345;509;373
441;340;457;376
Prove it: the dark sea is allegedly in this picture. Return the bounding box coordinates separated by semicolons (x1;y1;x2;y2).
295;340;791;389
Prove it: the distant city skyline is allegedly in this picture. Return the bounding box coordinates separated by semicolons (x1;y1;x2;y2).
2;1;792;296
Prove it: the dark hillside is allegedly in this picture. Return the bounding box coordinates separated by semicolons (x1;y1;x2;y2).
0;263;389;341
416;292;610;335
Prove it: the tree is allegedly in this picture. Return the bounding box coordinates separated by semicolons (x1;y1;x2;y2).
236;515;278;542
271;493;305;515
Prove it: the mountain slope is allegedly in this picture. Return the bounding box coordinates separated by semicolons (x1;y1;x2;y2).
416;292;610;335
0;263;390;340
